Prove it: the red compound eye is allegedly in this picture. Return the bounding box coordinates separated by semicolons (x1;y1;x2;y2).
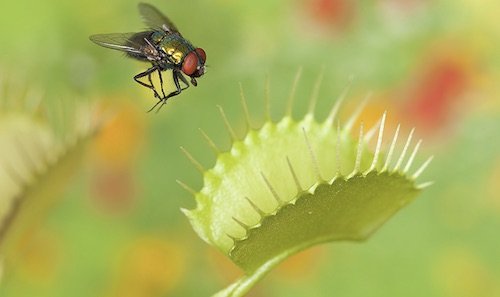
195;48;206;64
182;51;198;76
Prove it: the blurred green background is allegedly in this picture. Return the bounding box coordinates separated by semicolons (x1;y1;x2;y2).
0;0;499;296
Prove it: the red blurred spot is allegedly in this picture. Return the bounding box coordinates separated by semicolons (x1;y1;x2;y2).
90;101;145;215
404;56;468;132
91;168;135;214
306;0;354;29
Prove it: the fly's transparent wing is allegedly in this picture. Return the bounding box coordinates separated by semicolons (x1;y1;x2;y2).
138;3;179;33
89;33;144;55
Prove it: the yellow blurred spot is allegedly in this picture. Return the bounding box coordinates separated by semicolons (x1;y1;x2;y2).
15;228;62;285
433;247;500;297
93;102;146;166
460;0;500;33
341;94;400;142
105;237;187;297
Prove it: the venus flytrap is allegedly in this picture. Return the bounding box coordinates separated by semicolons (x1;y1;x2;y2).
0;90;101;267
179;72;433;297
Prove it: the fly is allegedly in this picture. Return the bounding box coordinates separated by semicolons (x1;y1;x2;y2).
90;3;207;112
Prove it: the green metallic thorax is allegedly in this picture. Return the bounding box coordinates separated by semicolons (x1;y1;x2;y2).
151;31;195;65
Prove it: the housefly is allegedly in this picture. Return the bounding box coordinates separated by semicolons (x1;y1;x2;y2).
90;3;206;112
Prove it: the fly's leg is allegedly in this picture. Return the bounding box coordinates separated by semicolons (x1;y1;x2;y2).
157;69;167;99
155;71;187;112
177;72;190;91
147;73;156;94
146;65;177;113
133;65;160;99
147;99;164;113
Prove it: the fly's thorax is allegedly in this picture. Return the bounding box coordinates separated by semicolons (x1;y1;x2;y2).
151;31;165;43
158;35;194;65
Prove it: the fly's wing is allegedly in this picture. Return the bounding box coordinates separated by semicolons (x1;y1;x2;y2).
89;33;143;54
89;32;152;60
138;3;179;33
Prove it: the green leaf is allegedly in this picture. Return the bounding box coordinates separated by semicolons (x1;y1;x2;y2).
230;172;419;272
0;106;99;265
180;74;433;296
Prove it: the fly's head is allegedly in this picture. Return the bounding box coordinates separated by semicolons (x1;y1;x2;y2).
181;48;206;86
